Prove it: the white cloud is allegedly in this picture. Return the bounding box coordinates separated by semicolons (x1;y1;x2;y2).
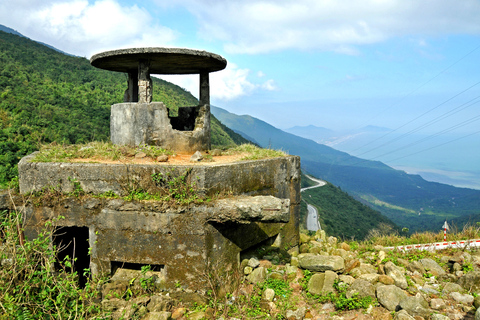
0;0;177;57
158;63;276;101
163;0;480;54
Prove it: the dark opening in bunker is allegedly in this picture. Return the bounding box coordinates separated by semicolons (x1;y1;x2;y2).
239;234;284;262
111;261;164;274
168;106;198;131
53;226;90;288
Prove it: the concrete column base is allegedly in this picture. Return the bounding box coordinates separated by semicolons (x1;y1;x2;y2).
110;102;210;152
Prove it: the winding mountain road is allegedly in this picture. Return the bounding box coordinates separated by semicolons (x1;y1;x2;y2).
301;175;326;231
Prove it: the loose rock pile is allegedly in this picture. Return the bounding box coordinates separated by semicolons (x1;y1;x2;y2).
100;230;480;319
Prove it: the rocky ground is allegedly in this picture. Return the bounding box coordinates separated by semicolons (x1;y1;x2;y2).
100;230;480;320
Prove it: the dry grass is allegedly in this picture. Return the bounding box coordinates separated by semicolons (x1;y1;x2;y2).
363;222;480;248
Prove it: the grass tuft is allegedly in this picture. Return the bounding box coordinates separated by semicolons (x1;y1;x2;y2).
224;143;287;160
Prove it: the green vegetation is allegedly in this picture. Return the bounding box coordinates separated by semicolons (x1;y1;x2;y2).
0;211;106;319
300;173;398;240
0;30;248;187
314;279;375;311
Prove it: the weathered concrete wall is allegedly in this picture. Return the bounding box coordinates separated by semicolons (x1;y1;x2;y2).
110;102;210;152
17;195;289;290
19;155;300;199
16;154;300;291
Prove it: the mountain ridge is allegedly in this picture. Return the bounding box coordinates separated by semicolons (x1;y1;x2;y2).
211;106;480;232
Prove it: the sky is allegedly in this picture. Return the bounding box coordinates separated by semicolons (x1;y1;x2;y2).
2;0;480;185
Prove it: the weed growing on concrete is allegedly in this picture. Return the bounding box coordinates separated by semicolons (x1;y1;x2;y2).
32;141;171;163
224;143;287;160
151;168;205;204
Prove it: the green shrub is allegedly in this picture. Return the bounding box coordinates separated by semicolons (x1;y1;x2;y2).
0;210;105;319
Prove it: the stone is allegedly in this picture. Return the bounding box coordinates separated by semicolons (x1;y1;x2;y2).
376;284;407;311
244;266;253;275
385;261;408;289
263;288;275;301
101;298;126;312
334;248;349;259
135;152;147;158
338;274;355;285
474;295;480;308
430;298;446;310
476;307;480;320
285;306;306;320
378;250;386;261
299;233;310;244
398;293;432;318
430;314;450;320
299;243;310;253
407;261;425;275
449;292;474;304
144;312;172;320
247;266;266;284
210;149;222;156
378;275;395;285
147;295;174;312
291;257;299;267
350;262;376;277
248;257;260;268
457;271;480;292
298;254;345;272
190;151;203;162
187;311;206;320
156;155;168;162
285;265;298;275
358;273;379;284
442;282;463;294
453;262;462;272
340;242;351;251
327;236;337;245
267;272;283;281
307;270;337;295
344;259;360;273
419;285;440;296
346;279;375;299
419;258;446;276
394;310;415;320
171;307;186;319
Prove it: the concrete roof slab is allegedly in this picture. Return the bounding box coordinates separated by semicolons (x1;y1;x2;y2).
90;47;227;74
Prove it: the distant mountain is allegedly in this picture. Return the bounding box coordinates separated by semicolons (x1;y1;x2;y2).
212;106;480;232
0;25;22;37
284;125;334;142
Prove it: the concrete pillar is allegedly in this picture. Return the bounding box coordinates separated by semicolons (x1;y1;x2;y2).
138;60;152;103
123;72;138;102
199;71;209;106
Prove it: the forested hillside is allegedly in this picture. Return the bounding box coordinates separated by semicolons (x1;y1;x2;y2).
0;30;248;186
300;173;398;240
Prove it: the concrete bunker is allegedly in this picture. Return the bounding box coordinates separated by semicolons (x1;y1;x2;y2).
14;46;301;294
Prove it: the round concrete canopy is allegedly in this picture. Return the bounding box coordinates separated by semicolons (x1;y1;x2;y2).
90;47;227;74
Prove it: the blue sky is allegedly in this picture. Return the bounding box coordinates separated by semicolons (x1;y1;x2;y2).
1;0;480;186
1;0;480;129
